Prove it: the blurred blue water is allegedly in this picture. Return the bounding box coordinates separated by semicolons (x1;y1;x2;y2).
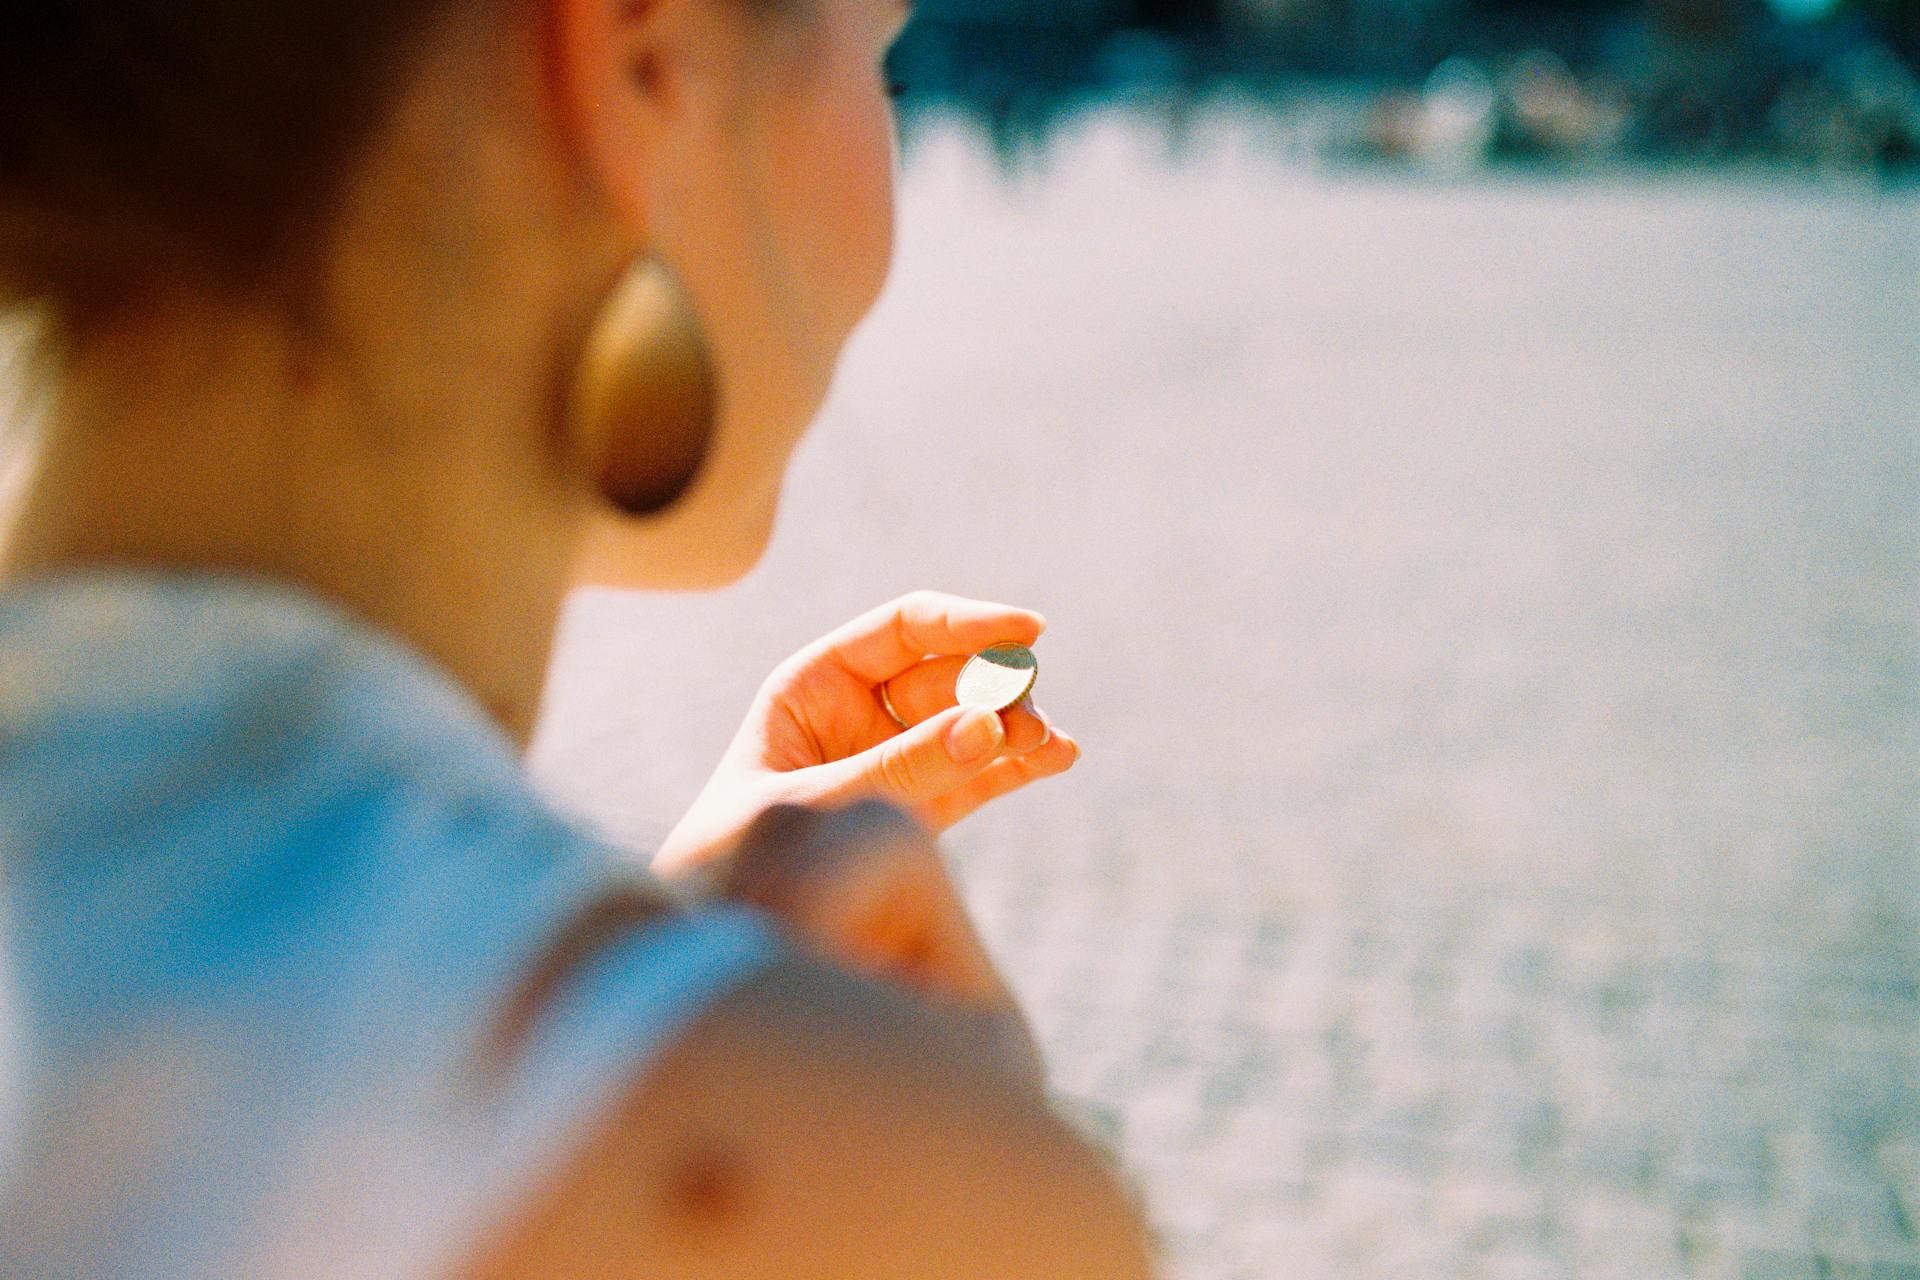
886;11;1920;176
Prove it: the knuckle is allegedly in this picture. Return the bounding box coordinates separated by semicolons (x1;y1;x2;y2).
897;588;944;613
760;655;806;696
988;762;1033;795
874;743;924;800
1041;748;1076;778
999;756;1044;790
891;590;951;643
889;593;931;655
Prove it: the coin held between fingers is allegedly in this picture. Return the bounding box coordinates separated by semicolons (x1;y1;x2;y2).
954;643;1037;714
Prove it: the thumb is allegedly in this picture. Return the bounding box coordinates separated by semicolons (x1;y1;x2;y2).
805;704;1005;810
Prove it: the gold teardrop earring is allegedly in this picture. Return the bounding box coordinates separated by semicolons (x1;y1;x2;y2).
567;254;718;518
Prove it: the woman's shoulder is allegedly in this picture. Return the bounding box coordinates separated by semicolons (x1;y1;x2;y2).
0;566;793;1279
0;565;589;899
0;565;573;980
0;565;528;812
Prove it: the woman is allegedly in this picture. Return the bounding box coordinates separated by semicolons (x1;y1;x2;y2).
0;0;1154;1275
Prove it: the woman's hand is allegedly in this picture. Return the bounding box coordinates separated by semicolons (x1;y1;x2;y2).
681;798;1048;1091
654;591;1080;878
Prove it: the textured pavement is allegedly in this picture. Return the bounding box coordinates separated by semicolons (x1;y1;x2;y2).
530;110;1920;1279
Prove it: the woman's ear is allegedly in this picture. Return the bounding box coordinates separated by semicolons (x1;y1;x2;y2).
545;0;677;239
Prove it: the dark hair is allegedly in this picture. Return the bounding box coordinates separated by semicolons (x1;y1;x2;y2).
0;4;479;344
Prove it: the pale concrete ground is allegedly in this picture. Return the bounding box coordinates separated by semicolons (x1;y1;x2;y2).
530;108;1920;1279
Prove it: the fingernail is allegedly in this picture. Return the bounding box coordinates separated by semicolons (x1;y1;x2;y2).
948;708;1002;764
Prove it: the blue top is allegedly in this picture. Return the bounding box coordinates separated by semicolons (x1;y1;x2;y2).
0;567;793;1278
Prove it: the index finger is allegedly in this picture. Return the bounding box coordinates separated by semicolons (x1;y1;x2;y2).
806;591;1047;685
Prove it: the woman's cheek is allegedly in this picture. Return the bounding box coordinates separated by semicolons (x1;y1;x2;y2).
845;92;900;319
775;70;898;336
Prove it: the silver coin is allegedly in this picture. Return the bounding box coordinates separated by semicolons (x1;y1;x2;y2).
954;643;1038;713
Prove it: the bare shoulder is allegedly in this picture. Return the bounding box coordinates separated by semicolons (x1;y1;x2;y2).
452;952;1160;1280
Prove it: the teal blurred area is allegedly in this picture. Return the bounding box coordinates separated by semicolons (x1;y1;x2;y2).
885;0;1920;177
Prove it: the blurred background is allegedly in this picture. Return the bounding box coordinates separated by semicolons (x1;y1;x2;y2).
879;0;1919;177
532;3;1918;1279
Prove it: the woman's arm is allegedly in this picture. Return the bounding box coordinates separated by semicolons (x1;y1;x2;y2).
453;952;1159;1279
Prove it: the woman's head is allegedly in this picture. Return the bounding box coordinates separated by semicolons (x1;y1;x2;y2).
0;0;913;590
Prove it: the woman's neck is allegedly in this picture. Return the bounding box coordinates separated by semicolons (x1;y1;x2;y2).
0;300;587;751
